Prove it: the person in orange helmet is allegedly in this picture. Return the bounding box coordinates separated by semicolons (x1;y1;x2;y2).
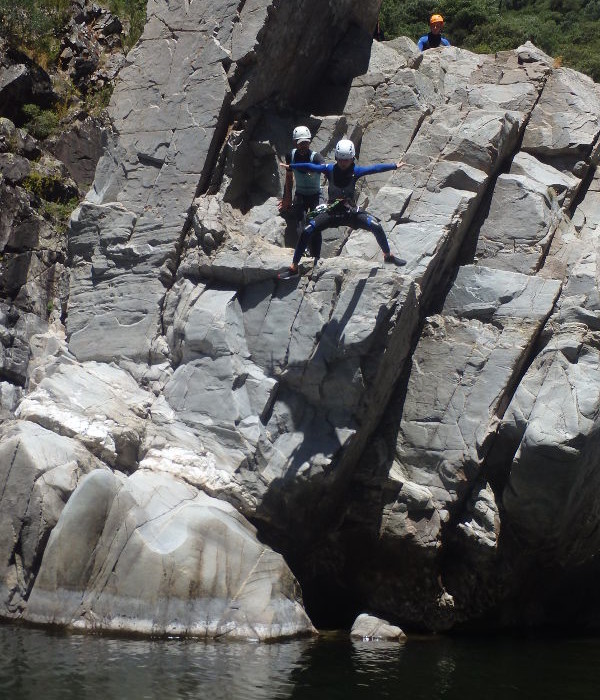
418;14;451;51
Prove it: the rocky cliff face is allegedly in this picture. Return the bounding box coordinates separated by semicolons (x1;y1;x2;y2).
2;0;600;639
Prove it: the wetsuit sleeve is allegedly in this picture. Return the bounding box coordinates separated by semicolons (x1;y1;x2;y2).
353;163;398;178
289;162;330;173
417;35;428;51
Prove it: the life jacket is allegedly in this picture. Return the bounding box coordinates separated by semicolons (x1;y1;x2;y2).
327;163;358;203
292;149;321;195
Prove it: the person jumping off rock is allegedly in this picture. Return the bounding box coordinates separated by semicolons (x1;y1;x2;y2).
279;139;406;278
418;14;451;51
279;125;325;263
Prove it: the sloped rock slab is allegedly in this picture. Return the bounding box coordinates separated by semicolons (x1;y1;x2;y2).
23;469;316;640
0;420;104;617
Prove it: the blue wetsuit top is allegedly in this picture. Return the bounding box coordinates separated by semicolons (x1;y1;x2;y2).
289;161;398;203
418;33;450;51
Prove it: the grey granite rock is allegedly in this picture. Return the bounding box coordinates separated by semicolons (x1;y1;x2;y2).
350;613;406;641
0;420;104;617
24;469;315;639
4;1;600;637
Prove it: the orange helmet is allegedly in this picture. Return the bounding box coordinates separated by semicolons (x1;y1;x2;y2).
430;14;444;25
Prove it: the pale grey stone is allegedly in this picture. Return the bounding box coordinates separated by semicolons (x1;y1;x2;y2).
501;337;600;565
24;469;316;639
476;173;562;273
6;0;600;638
510;151;580;205
350;613;406;641
0;420;103;616
444;265;561;324
522;67;600;162
16;360;153;470
456;482;499;551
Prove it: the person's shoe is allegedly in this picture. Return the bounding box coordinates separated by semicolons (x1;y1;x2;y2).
384;254;407;267
278;265;300;280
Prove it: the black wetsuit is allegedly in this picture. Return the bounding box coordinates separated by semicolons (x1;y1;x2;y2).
289;161;398;266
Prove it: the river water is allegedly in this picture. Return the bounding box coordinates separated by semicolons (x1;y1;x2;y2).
1;623;599;699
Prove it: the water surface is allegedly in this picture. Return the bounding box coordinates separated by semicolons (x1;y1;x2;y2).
1;623;599;699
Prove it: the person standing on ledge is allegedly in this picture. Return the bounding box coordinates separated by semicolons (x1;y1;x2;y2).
279;139;406;278
418;14;451;51
279;126;325;264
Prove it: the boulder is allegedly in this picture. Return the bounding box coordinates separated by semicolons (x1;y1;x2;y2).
0;48;56;124
350;613;406;641
0;420;104;617
24;469;316;640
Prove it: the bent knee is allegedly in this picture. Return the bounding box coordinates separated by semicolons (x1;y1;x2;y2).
303;219;316;235
369;218;384;234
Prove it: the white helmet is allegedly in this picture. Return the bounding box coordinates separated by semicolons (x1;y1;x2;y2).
335;139;356;160
292;126;311;142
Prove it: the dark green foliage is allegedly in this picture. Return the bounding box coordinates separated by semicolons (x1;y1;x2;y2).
21;103;59;139
380;0;600;81
0;0;70;62
0;1;147;61
106;0;147;49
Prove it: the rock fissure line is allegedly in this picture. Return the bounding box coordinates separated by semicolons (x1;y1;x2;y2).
0;439;19;502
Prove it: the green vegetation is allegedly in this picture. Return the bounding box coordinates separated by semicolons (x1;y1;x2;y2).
23;170;65;200
0;1;147;63
22;170;79;231
0;2;145;131
41;198;80;232
21;103;59;139
0;0;70;65
107;0;146;50
83;83;114;115
380;0;600;81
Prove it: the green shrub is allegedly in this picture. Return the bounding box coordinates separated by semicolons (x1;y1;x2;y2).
0;1;147;65
0;0;71;63
22;169;80;231
41;197;80;232
379;0;600;81
106;0;147;49
22;170;61;198
21;103;59;140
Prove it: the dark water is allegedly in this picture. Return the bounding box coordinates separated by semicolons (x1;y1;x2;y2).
1;623;600;700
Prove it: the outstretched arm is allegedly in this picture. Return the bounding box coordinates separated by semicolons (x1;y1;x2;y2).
354;162;404;178
285;161;330;174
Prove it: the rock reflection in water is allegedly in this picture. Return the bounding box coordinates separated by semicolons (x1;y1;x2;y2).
0;625;306;700
3;624;600;699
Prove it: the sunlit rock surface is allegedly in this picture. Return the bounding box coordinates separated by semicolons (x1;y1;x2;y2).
2;0;600;637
